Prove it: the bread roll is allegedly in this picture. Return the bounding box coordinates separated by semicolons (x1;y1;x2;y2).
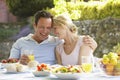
28;60;39;68
16;63;27;72
5;63;17;72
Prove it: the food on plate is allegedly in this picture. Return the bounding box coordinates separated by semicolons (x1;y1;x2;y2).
5;63;17;72
51;65;83;79
3;63;27;73
16;63;27;72
36;63;50;71
1;58;19;63
52;65;83;73
100;52;120;76
27;60;39;68
1;58;26;73
32;63;51;77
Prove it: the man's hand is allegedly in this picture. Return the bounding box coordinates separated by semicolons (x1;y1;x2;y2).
83;35;97;51
19;54;30;65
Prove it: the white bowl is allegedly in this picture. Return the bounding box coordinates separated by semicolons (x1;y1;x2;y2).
2;63;17;73
32;71;50;77
2;63;29;73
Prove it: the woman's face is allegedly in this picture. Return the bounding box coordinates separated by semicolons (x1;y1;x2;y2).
53;25;67;39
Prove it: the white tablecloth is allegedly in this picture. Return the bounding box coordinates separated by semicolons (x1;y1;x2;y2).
0;69;120;80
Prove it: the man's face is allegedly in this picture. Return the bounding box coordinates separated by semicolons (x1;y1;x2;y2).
34;17;52;41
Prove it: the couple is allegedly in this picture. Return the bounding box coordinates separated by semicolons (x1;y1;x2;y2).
9;10;97;66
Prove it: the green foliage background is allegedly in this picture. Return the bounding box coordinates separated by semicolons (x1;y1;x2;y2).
47;0;120;20
6;0;54;18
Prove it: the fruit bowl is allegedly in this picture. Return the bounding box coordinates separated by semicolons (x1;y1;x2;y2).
100;62;120;76
100;52;120;76
32;63;51;77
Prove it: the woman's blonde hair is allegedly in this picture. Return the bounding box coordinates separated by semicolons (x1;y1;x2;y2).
53;14;78;34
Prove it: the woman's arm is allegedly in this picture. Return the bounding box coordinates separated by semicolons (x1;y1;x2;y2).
83;35;97;51
78;45;93;65
55;47;62;65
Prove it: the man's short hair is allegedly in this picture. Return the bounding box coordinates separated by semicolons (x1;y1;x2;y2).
34;10;53;25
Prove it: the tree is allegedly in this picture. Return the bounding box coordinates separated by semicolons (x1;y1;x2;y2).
6;0;54;18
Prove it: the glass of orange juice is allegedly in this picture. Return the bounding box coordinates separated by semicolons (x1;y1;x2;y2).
28;50;34;61
23;50;34;61
81;56;93;73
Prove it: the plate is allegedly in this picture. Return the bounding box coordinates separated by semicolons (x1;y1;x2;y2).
4;71;28;74
3;68;29;74
32;71;50;77
53;73;81;79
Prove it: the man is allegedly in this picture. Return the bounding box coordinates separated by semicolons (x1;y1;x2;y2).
9;10;97;65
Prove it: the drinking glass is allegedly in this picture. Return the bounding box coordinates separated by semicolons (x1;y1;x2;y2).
23;50;34;61
81;56;93;73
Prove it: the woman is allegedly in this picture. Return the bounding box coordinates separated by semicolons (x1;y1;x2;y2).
53;15;96;66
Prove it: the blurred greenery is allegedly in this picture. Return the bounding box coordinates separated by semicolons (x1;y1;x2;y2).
75;17;120;57
47;0;120;20
6;0;54;18
0;22;27;41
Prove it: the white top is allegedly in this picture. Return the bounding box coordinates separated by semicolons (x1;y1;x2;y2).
56;36;84;66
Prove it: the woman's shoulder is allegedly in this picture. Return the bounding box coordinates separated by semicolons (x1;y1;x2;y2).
78;35;85;38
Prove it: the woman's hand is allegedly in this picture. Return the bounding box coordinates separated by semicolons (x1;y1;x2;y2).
19;54;30;65
83;35;97;51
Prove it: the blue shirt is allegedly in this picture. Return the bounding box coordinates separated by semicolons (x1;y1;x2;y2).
9;34;62;65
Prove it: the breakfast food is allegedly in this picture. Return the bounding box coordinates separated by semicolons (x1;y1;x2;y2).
16;63;27;72
3;63;27;73
52;65;83;73
32;63;51;77
1;58;19;63
27;60;39;68
36;63;50;71
5;63;17;72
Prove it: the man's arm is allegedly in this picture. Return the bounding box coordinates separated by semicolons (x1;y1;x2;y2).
9;40;30;65
9;41;21;59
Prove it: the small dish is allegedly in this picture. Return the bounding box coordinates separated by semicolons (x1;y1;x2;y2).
32;71;50;77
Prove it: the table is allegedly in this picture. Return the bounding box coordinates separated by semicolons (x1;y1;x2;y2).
0;69;120;80
0;61;120;80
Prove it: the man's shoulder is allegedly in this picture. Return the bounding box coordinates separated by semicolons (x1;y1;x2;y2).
15;34;32;43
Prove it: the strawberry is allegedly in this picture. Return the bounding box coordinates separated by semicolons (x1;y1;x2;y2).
1;59;7;63
37;65;42;71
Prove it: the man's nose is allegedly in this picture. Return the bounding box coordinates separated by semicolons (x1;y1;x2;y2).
43;28;48;33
